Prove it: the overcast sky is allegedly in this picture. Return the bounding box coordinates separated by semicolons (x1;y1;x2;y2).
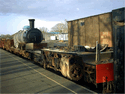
0;0;124;35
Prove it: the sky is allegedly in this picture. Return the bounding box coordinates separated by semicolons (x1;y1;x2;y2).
0;0;124;35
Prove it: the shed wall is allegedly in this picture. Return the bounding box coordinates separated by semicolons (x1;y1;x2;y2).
68;12;113;47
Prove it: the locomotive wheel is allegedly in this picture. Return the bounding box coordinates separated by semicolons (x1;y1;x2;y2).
69;64;83;81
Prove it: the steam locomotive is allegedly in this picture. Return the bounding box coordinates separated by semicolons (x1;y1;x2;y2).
13;19;42;48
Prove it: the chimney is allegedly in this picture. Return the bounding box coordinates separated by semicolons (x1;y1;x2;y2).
29;19;35;29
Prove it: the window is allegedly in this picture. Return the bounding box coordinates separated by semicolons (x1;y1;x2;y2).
80;22;85;26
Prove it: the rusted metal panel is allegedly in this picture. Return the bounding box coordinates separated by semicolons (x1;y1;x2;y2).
68;21;74;47
71;21;74;47
99;13;112;32
34;43;47;49
73;36;78;46
100;32;112;47
72;20;80;46
73;20;78;36
68;16;100;47
79;19;85;46
25;43;47;50
79;36;85;46
93;16;100;44
0;39;5;48
68;34;70;46
85;17;93;46
85;16;99;47
99;13;113;47
79;19;85;36
77;20;80;45
68;11;113;47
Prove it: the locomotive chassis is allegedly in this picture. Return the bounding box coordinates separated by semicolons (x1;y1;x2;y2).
1;42;114;93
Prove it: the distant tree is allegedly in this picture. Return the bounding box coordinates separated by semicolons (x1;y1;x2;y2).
51;23;65;33
63;19;68;33
50;19;68;33
39;27;48;34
